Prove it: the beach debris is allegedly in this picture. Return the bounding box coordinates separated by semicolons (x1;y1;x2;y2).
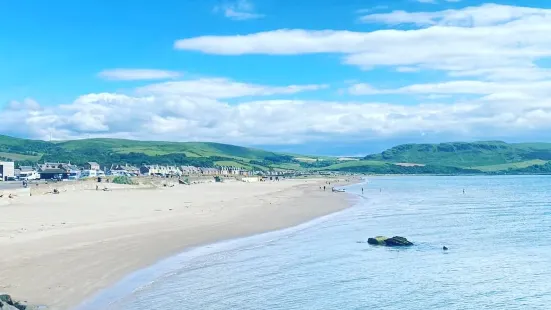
367;236;413;247
52;189;59;195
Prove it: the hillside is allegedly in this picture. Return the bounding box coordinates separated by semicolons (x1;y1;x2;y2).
0;135;317;171
4;135;551;174
322;141;551;174
363;141;551;169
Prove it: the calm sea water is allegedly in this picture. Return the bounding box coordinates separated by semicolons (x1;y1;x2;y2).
80;176;551;309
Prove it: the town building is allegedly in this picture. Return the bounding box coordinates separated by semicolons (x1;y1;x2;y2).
0;161;15;181
38;162;75;180
84;162;100;171
200;167;219;175
110;164;140;176
180;165;201;175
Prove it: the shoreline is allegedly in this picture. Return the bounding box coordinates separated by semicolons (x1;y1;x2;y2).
0;177;359;309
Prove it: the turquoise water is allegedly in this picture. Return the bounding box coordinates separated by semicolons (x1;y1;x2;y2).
80;176;551;309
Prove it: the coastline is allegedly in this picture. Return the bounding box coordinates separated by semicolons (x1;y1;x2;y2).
0;177;358;309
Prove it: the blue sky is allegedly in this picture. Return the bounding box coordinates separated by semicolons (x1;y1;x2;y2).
2;0;551;155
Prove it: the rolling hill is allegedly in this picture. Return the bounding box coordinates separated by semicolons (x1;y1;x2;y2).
4;135;551;174
0;135;319;171
323;141;551;174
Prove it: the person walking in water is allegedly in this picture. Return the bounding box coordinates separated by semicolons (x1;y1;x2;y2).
362;187;364;194
463;189;465;194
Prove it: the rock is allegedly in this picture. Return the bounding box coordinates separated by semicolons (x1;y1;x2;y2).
367;236;413;247
0;294;43;310
367;236;388;245
0;295;13;305
1;303;20;310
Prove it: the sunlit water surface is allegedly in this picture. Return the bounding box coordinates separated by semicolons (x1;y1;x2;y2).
80;176;551;310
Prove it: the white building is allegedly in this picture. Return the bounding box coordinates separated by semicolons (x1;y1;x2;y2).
0;161;15;181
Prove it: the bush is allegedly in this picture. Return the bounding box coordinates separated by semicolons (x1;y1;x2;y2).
112;176;135;185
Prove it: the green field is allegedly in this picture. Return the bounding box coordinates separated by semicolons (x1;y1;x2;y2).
320;160;387;171
474;160;548;172
0;152;42;161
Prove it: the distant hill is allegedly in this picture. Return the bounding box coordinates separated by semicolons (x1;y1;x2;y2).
322;141;551;174
3;135;551;174
363;141;551;169
0;135;319;171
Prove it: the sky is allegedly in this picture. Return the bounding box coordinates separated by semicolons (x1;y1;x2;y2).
2;0;551;155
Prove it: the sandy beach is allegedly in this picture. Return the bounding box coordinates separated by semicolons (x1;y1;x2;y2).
0;178;355;309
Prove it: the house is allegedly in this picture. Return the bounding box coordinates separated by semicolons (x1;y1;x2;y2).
38;162;73;180
200;167;219;175
181;165;201;175
219;166;230;175
110;164;140;176
140;165;166;176
0;161;15;181
167;166;181;176
84;162;100;171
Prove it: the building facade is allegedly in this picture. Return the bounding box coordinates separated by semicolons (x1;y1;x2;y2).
0;161;15;181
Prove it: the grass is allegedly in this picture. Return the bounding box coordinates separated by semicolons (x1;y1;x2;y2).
320;160;387;170
474;160;548;172
214;160;252;169
59;139;285;161
0;152;41;161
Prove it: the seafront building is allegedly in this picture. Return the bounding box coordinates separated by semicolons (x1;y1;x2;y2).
7;160;266;181
0;161;15;181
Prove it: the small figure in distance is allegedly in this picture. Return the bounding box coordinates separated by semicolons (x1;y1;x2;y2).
443;246;449;251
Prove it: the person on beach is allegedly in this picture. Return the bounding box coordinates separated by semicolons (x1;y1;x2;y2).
362;187;364;194
323;186;326;191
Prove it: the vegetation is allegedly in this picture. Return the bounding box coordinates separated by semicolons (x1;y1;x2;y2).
0;135;316;172
328;163;482;175
112;176;135;185
5;134;551;175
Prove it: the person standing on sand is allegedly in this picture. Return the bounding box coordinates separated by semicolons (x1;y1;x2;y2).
323;186;326;191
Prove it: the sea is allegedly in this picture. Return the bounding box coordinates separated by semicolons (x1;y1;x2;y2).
78;176;551;309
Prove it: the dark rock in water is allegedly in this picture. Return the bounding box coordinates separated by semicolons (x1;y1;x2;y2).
443;246;448;251
367;236;388;245
367;236;413;247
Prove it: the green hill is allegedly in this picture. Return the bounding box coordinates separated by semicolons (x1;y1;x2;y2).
4;135;551;174
0;135;315;171
323;141;551;174
364;141;551;169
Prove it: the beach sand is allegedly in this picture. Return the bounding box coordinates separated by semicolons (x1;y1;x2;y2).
0;178;355;309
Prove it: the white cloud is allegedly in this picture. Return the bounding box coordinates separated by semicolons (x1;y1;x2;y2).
175;4;551;82
396;67;420;73
5;86;551;145
358;3;550;27
98;69;181;81
349;80;551;97
214;0;264;21
136;78;328;99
